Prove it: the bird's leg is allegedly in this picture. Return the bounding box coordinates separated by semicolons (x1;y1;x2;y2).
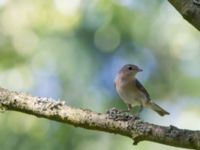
131;105;143;119
138;105;143;114
126;105;143;129
107;104;142;121
107;106;136;121
119;104;132;113
127;104;132;111
126;105;143;123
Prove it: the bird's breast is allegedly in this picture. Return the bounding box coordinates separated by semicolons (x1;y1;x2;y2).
115;78;141;104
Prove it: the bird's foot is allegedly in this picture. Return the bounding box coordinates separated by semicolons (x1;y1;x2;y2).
193;0;200;5
106;107;140;121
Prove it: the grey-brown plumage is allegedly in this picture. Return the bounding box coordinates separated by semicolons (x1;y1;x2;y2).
135;79;151;100
115;64;169;116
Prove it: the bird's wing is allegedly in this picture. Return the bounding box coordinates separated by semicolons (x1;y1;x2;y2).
135;79;151;101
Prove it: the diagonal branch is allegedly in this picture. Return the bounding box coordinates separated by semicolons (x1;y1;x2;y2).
0;87;200;149
168;0;200;31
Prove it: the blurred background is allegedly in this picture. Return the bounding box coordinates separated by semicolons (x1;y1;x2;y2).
0;0;200;149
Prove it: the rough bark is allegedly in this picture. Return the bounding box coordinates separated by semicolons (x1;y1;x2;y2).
0;87;200;149
168;0;200;31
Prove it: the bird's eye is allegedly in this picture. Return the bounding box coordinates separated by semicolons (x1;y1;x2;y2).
128;66;132;70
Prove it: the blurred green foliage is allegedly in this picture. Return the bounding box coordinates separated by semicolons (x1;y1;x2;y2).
0;0;200;149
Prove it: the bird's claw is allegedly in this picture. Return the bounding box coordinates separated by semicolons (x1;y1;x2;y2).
107;107;140;121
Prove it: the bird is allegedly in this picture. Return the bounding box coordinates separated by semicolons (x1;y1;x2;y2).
115;64;169;116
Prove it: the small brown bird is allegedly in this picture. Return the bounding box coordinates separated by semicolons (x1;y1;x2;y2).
115;64;169;116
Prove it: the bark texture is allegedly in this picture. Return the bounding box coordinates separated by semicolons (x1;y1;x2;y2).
168;0;200;31
0;87;200;149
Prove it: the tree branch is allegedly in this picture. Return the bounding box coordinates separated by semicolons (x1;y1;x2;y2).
168;0;200;31
0;87;200;149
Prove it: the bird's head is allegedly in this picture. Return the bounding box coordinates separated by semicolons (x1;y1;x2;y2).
118;64;143;78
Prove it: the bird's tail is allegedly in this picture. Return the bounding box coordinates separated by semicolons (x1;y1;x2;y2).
148;102;170;116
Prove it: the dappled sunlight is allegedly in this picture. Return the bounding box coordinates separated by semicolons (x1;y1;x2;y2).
178;111;200;130
0;67;33;90
0;0;7;7
54;0;81;16
13;31;39;56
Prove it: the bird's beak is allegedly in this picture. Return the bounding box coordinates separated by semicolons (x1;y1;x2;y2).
137;68;143;72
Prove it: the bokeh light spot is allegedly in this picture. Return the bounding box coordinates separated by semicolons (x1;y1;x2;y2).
94;25;120;53
54;0;81;16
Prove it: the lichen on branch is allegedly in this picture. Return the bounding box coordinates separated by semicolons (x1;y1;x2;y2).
0;87;200;149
